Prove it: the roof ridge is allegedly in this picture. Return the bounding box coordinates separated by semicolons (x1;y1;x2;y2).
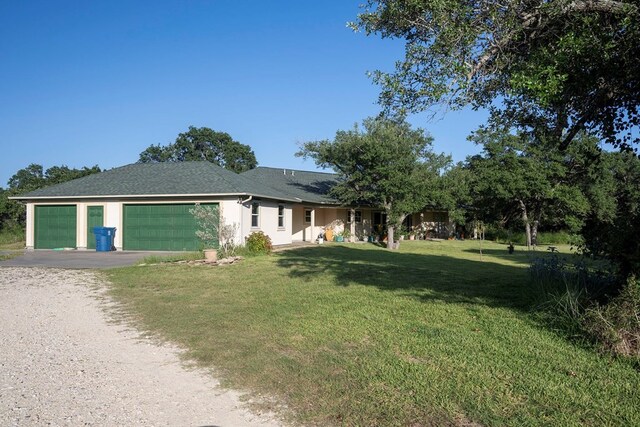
252;166;338;176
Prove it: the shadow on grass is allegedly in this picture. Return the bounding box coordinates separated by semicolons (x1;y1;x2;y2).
461;247;581;267
275;244;533;311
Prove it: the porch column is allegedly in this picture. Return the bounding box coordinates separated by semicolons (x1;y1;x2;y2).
25;203;34;250
76;202;87;250
310;208;316;242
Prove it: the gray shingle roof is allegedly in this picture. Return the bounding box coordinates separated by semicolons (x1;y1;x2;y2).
13;162;298;201
241;167;339;204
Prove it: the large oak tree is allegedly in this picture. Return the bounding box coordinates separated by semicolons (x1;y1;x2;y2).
353;0;640;151
139;126;257;173
297;117;448;249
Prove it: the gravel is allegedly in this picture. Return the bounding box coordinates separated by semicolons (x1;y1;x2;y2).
0;267;282;426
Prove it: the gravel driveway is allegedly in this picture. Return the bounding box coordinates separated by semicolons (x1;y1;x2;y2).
0;267;281;426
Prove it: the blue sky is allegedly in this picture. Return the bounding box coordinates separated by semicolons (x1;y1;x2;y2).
0;1;488;187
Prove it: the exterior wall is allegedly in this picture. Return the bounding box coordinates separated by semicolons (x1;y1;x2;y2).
24;197;448;250
26;197;245;251
291;205;307;242
239;198;293;246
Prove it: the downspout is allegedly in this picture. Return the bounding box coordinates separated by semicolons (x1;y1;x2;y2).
238;195;252;245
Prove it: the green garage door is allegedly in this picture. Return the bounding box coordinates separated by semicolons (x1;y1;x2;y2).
35;205;77;249
86;206;104;249
123;203;218;251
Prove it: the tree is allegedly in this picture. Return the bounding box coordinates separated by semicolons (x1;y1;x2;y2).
353;0;640;150
297;117;449;249
466;126;594;248
0;164;101;229
580;151;640;279
138;126;258;173
437;162;474;228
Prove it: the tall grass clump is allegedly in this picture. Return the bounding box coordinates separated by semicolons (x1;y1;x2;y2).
528;255;611;336
583;277;640;362
0;224;25;248
529;255;640;360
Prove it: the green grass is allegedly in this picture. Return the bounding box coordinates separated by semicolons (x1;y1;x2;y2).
0;227;25;250
139;251;204;264
106;240;640;426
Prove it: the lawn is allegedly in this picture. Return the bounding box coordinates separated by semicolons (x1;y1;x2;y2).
106;240;640;426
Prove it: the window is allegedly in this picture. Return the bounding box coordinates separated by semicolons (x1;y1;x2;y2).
304;209;312;223
348;210;362;223
278;205;285;228
251;202;260;228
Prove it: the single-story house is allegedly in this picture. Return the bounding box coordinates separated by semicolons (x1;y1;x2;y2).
12;162;449;251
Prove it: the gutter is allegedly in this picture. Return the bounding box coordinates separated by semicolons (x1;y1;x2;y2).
9;192;299;203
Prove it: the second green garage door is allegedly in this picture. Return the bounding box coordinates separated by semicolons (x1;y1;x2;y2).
123;204;218;251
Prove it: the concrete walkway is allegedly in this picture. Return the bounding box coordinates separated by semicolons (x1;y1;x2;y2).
0;250;166;269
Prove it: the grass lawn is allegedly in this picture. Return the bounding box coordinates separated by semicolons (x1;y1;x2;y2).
106;240;640;426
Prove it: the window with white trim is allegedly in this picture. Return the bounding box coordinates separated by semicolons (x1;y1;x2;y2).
251;202;260;228
278;205;285;228
304;209;312;223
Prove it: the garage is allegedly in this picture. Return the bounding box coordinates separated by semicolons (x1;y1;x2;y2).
123;203;218;251
34;205;77;249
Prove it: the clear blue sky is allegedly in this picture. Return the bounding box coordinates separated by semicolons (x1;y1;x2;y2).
0;1;488;187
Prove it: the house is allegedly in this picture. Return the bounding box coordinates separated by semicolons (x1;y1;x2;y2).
12;162;449;251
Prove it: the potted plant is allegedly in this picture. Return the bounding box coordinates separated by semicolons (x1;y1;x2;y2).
324;228;334;242
342;228;352;242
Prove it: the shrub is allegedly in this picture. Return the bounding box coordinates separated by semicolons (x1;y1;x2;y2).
486;227;578;246
244;231;272;255
190;204;220;249
583;277;640;360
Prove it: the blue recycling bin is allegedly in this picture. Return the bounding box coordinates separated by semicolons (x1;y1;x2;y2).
93;227;116;252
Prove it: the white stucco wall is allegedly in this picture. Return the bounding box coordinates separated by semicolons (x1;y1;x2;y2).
239;199;292;246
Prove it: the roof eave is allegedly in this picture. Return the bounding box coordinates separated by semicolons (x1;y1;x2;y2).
10;192;299;203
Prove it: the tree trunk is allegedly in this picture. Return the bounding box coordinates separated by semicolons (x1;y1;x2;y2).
387;225;395;249
518;200;532;250
350;208;356;242
531;220;539;247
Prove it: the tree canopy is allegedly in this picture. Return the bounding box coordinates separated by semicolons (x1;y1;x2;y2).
353;0;640;151
0;164;101;229
138;126;258;173
466;127;599;247
297;117;449;249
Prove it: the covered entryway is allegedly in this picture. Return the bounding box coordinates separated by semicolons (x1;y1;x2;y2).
123;203;218;251
34;205;77;249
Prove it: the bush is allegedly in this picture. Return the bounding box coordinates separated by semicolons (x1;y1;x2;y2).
583;277;640;360
485;226;577;245
244;231;272;255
